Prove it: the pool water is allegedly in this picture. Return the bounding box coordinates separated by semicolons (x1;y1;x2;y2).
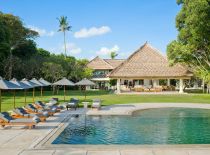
52;108;210;144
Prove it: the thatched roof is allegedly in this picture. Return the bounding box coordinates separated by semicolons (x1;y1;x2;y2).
53;77;75;86
75;78;95;86
109;43;193;79
104;59;124;68
87;56;124;70
87;56;113;70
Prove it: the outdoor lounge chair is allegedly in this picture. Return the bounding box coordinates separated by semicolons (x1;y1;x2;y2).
92;99;101;110
25;104;52;116
0;112;39;129
12;108;47;122
46;98;58;106
34;101;61;112
66;98;79;110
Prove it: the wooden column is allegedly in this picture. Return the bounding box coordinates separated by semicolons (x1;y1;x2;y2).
179;79;184;93
116;79;121;94
167;79;170;86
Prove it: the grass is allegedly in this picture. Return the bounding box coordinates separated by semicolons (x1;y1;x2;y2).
1;89;210;112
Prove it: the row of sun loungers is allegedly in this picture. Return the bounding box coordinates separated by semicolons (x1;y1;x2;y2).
0;100;62;129
0;98;102;129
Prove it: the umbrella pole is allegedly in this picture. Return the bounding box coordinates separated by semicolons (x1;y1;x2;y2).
14;90;16;108
0;89;1;112
33;88;35;103
24;90;27;106
64;85;66;101
41;87;42;97
85;87;87;100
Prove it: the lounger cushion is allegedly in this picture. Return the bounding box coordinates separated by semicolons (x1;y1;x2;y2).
0;113;12;122
10;117;39;123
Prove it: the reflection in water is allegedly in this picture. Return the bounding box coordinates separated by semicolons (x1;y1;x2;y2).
53;108;210;144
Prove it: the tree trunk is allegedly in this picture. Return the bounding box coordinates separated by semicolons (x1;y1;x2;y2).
63;31;67;58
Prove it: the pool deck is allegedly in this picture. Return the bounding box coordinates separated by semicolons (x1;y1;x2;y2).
1;103;210;155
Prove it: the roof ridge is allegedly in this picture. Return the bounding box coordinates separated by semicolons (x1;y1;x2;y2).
109;42;147;76
87;56;114;69
145;43;167;60
104;58;125;60
86;56;99;65
99;57;114;69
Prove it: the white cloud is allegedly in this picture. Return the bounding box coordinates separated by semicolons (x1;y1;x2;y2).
96;45;120;56
74;26;111;38
63;43;82;55
28;25;55;37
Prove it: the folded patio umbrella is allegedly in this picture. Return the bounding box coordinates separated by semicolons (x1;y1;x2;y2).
39;78;52;97
53;77;75;101
75;78;95;99
10;78;33;106
21;78;39;103
0;77;22;112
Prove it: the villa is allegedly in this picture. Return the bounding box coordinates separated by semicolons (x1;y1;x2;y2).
88;42;193;93
87;56;124;89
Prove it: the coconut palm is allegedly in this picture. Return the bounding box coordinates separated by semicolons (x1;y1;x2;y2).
57;16;72;58
110;51;118;59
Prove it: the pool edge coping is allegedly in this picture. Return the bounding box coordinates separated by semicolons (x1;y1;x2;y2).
32;103;210;150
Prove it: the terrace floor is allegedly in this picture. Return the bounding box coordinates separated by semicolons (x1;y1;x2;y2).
1;103;210;155
120;90;184;95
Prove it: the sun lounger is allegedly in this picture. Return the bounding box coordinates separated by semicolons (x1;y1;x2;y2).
66;98;79;110
35;101;62;112
34;101;58;112
0;112;39;129
12;108;47;122
46;98;58;106
25;104;52;116
92;99;101;110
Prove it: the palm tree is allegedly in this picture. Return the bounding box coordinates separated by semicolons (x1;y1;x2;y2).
57;16;72;58
110;51;118;59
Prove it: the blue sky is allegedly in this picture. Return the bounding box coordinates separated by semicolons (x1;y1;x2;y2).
0;0;180;59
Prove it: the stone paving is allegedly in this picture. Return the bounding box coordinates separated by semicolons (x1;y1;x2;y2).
0;103;210;155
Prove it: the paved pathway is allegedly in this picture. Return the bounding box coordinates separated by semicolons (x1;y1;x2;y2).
0;103;210;155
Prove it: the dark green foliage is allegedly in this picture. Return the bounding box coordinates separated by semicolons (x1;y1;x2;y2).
167;0;210;87
109;79;117;86
0;12;92;82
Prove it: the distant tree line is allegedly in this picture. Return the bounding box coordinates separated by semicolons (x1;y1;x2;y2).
0;12;92;82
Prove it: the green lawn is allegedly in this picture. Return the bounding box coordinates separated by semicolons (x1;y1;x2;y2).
1;90;210;112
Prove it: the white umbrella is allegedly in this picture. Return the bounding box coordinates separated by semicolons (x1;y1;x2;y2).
75;78;95;99
39;78;52;97
0;77;22;112
10;78;32;106
21;78;38;103
30;78;46;98
53;77;75;101
39;78;51;86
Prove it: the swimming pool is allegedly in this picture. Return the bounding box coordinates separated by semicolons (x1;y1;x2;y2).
52;108;210;144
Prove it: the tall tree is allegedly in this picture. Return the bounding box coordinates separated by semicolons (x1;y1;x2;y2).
57;16;72;58
110;51;118;59
167;0;210;92
0;12;38;79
